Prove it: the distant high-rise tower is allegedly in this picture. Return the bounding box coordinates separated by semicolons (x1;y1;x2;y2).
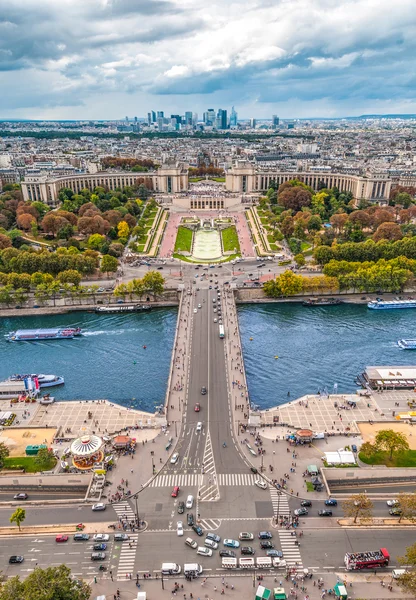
250;118;256;129
147;113;152;126
230;106;238;127
151;110;156;123
184;111;193;125
206;108;215;125
272;115;280;128
157;111;164;118
216;109;227;129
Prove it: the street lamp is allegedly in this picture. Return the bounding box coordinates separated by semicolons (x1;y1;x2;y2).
133;493;140;528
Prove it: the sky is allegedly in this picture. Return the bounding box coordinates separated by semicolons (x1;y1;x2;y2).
1;0;416;120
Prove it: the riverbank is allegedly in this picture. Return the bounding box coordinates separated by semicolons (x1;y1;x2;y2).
235;289;415;304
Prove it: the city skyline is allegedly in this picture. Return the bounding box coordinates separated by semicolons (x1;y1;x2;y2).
1;0;415;120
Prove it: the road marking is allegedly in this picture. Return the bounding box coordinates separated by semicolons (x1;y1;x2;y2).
278;530;303;569
269;487;291;517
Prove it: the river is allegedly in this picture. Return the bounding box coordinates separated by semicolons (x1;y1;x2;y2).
0;309;177;411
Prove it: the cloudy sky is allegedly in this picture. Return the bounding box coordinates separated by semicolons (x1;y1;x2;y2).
0;0;415;120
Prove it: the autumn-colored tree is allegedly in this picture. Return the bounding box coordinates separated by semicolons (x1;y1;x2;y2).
342;493;373;524
77;215;111;235
348;210;371;228
0;234;12;250
278;186;312;212
371;208;395;229
117;221;130;238
103;209;123;227
41;214;66;237
397;543;416;595
280;216;295;238
78;202;101;218
16;212;35;231
329;212;348;234
373;222;403;242
396;492;416;524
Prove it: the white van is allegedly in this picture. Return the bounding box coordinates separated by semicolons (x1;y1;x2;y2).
273;558;287;569
161;562;181;575
392;569;406;579
186;495;194;509
183;563;203;576
239;557;255;568
222;557;237;569
256;557;272;569
196;422;202;433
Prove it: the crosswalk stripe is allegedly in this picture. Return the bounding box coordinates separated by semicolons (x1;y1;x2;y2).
278;530;303;569
269;488;291;517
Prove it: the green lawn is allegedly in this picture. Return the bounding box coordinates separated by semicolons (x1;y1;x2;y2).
305;481;314;492
359;449;416;468
210;177;225;182
3;456;57;473
189;177;204;182
174;226;193;253
221;226;241;253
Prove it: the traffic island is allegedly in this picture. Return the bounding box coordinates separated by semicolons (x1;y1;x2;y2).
338;517;416;527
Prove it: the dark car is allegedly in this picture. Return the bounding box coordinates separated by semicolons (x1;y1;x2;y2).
219;549;236;558
206;532;221;543
325;498;338;506
187;513;194;526
241;546;255;555
178;501;185;514
192;524;203;536
267;549;283;557
200;386;207;395
300;500;312;507
318;510;333;517
93;543;107;551
13;493;28;500
73;533;90;541
389;508;403;516
258;531;272;539
351;444;358;452
9;556;24;564
260;540;274;550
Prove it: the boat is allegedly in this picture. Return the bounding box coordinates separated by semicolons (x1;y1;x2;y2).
368;299;416;310
5;327;82;342
9;374;64;388
95;304;152;314
398;339;416;350
302;298;343;306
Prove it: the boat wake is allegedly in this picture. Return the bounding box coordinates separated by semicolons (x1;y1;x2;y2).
83;328;144;336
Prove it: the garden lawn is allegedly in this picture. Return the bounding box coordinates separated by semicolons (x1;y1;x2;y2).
359;449;416;468
221;226;241;253
3;456;56;473
174;226;193;253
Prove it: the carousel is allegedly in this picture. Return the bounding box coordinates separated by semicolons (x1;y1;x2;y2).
70;434;104;470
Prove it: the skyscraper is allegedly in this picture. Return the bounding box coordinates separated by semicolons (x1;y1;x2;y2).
230;106;238;127
250;118;256;129
206;109;215;125
272;115;280;128
147;113;152;126
157;111;164;118
151;110;156;123
216;109;227;129
184;111;193;125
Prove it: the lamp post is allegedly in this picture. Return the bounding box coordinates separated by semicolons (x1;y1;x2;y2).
133;493;140;528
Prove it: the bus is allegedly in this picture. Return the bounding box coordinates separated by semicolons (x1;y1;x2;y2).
219;325;225;339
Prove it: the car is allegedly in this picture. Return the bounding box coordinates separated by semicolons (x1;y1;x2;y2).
198;303;202;308
239;532;254;541
389;508;403;516
171;486;180;498
254;479;268;490
300;500;312;507
206;532;221;543
386;499;399;507
219;549;236;558
214;318;218;323
73;533;90;541
260;540;274;549
351;444;358;452
186;495;194;509
267;549;283;558
205;538;218;549
193;308;198;314
93;534;109;542
92;503;106;511
91;552;106;561
196;422;202;433
93;543;107;550
192;524;203;536
325;498;338;506
55;535;69;543
197;547;212;557
241;546;255;555
157;266;163;270
185;537;198;549
201;387;207;395
318;510;333;517
258;531;272;539
13;493;28;500
223;539;240;548
9;556;24;564
209;286;212;289
114;533;130;541
170;453;179;464
178;501;185;514
177;521;184;536
294;508;308;516
194;403;200;412
187;513;194;526
213;308;217;313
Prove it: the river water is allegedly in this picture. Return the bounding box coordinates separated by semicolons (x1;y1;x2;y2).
0;309;177;411
238;302;416;409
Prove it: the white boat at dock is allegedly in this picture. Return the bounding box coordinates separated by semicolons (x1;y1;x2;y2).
368;299;416;310
9;374;64;388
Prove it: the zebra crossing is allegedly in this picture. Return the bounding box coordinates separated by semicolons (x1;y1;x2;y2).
149;473;201;488
278;530;303;569
112;501;136;521
199;518;221;531
116;533;138;579
269;487;291;517
217;473;257;486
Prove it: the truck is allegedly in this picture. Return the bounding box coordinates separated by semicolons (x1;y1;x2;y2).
344;548;390;571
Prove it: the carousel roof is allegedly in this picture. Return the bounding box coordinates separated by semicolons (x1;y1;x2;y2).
70;434;103;456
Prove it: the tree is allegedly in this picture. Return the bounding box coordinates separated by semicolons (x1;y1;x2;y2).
57;269;82;286
100;254;118;277
117;220;130;239
0;442;10;468
294;253;305;267
41;214;66;237
142;271;165;296
0;233;12;250
375;429;410;460
278;186;312;212
373;222;403;241
396;492;416;523
397;542;416;595
16;213;35;231
87;233;106;251
342;493;373;523
0;564;91;600
34;448;56;471
10;507;25;531
307;214;322;233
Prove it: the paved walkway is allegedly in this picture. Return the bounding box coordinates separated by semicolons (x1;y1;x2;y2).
235;212;255;258
159;212;181;258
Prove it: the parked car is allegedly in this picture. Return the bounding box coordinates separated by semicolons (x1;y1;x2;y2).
267;549;283;557
187;513;194;526
241;546;255;555
197;547;212;557
205;538;218;550
239;532;254;541
389;508;403;516
219;549;236;558
325;498;338;506
258;531;272;539
177;521;184;537
223;539;240;548
318;510;333;517
192;524;203;536
73;533;89;541
93;534;109;542
178;501;185;514
206;532;221;543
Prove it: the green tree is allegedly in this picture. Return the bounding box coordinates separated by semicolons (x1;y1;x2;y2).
100;254;118;277
396;492;416;523
0;441;10;468
57;269;82;286
87;233;106;251
375;429;410;460
294;253;306;267
10;507;25;531
397;542;416;595
342;493;373;524
34;448;56;471
0;564;91;600
142;271;165;296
